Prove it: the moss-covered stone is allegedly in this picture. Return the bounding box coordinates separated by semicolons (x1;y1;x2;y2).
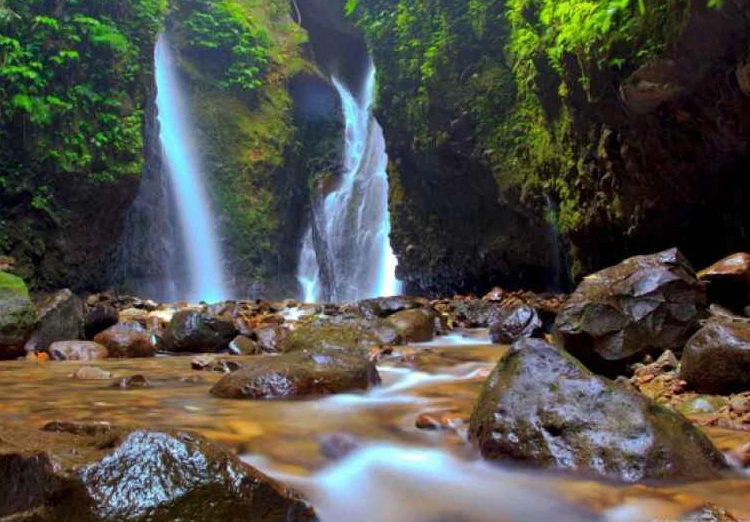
0;272;37;359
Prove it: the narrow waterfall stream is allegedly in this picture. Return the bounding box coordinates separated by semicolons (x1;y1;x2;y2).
298;62;401;303
154;35;228;303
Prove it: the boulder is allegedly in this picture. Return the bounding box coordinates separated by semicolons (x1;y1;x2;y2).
0;425;314;521
229;335;261;355
344;296;430;319
93;322;155;358
554;248;706;375
24;289;84;353
0;272;37;359
468;338;726;482
444;299;504;328
385;308;435;343
211;350;380;399
254;325;291;353
283;315;401;354
698;252;750;310
84;303;119;339
161;309;238;353
489;302;543;344
679;319;750;394
49;341;108;361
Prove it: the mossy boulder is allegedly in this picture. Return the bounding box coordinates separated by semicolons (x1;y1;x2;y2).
469;338;727;482
283;315;401;354
0;272;37;359
385;308;436;343
210;349;380;399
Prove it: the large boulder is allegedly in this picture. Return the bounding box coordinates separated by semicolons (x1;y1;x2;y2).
468;338;726;482
344;296;430;319
211;350;380;399
385;308;436;343
24;289;84;353
554;248;706;375
0;272;37;359
698;252;750;311
161;309;238;353
283;315;401;354
0;425;314;521
93;322;155;358
679;319;750;394
489;302;543;344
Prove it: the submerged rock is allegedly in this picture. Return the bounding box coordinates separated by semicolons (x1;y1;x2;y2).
489;302;543;344
0;425;314;521
699;252;750;310
161;309;238;353
680;319;750;394
386;308;436;343
0;272;37;359
554;248;706;375
72;366;112;380
93;322;155;358
24;289;84;354
210;349;380;399
468;338;726;482
49;341;108;361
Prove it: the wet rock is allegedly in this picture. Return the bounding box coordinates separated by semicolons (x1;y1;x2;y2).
444;299;504;328
229;335;260;355
415;412;465;431
283;316;401;354
161;309;238;353
113;374;151;389
254;325;291;353
386;308;436;343
682;503;739;522
41;420;112;436
24;289;84;354
210;349;380;399
344;296;430;319
699;252;750;310
468;338;726;482
319;432;362;460
680;319;750;394
72;366;112;380
117;307;150;326
482;287;505;302
554;248;706;375
93;322;155;358
0;426;314;521
0;272;37;359
677;396;728;415
489;302;543;344
84;303;120;339
49;341;108;361
191;355;243;374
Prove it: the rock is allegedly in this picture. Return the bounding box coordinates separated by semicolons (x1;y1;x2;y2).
489;302;543;344
84;303;119;339
319;432;362;460
283;316;401;354
554;248;706;375
72;366;112;380
619;59;682;115
210;349;380;399
682;503;739;522
254;325;291;353
677;396;728;415
161;309;238;353
385;308;435;342
445;299;504;328
699;253;750;310
680;319;750;394
93;322;155;358
737;63;750;97
191;354;242;373
113;374;151;389
24;289;84;354
415;412;465;431
41;420;112;436
344;296;430;319
0;425;314;521
229;334;260;355
49;340;108;361
0;272;37;359
117;307;150;326
482;287;505;302
468;338;727;482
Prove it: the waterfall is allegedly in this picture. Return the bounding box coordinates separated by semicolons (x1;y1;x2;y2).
297;61;401;303
154;35;228;303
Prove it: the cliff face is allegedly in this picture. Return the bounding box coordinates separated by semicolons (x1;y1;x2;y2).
349;0;750;292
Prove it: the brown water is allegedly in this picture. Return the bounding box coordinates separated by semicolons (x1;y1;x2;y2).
2;333;750;521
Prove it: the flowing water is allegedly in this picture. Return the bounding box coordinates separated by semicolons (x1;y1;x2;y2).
153;35;228;303
2;337;750;521
297;63;401;303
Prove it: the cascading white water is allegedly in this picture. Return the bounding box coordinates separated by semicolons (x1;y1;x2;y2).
154;35;228;303
297;62;401;303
